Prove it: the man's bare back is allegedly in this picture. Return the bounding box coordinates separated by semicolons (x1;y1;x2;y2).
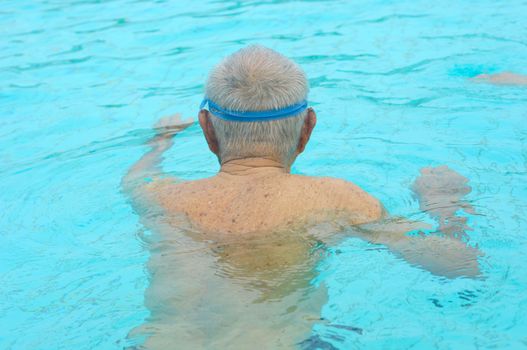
146;160;382;235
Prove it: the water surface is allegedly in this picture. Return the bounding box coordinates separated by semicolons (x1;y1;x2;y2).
1;0;527;349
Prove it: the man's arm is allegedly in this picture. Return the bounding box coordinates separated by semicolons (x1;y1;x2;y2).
369;166;482;278
354;218;481;279
122;114;193;201
323;166;482;278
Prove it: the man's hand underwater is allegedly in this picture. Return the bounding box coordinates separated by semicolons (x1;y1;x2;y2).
153;114;194;137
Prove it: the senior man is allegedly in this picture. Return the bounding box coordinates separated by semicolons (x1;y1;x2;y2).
123;45;481;349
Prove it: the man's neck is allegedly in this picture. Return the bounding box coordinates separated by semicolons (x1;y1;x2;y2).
219;157;289;177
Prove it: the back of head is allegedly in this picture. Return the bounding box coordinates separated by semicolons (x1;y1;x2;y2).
205;45;309;165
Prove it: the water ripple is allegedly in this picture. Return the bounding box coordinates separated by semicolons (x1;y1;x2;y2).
1;0;527;348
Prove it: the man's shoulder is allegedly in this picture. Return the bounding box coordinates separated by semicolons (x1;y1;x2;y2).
289;174;367;192
290;175;384;223
144;177;208;206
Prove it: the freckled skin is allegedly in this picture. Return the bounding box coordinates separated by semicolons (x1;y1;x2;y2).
146;172;383;236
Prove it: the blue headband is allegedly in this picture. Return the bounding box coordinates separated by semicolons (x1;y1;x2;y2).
200;98;308;122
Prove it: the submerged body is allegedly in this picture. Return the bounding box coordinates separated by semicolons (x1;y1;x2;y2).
130;220;332;349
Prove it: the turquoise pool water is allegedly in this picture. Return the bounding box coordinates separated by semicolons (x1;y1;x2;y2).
1;0;527;349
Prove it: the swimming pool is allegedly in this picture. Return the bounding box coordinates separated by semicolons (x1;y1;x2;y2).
1;0;527;348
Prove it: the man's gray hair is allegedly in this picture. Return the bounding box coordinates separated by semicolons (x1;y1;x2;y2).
205;45;309;165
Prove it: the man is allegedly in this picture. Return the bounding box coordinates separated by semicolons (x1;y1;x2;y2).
123;45;481;349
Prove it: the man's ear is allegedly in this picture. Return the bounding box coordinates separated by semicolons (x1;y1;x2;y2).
297;108;317;154
198;110;220;156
